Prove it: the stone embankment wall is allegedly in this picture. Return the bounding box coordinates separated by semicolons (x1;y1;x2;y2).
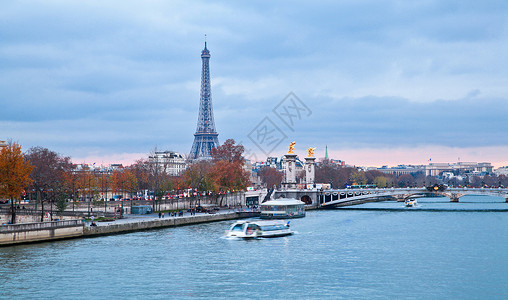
0;212;258;246
0;220;84;246
84;212;258;236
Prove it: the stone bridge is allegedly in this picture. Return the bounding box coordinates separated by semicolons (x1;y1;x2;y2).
274;187;508;208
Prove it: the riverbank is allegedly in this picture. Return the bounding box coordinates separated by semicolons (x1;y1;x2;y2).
0;210;259;246
84;210;259;237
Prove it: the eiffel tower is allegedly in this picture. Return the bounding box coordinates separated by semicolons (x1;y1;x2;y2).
189;41;219;160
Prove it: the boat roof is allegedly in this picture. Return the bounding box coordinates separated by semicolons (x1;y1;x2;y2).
230;220;288;226
261;198;305;206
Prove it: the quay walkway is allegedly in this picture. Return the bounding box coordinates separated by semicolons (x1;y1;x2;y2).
1;209;259;246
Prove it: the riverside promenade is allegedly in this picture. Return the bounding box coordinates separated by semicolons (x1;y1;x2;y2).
1;209;259;246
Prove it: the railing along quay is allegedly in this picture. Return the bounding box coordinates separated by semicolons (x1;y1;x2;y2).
0;220;84;233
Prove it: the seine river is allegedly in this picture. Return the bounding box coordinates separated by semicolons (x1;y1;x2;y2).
2;195;508;299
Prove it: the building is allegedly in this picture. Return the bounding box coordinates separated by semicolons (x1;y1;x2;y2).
149;151;187;176
425;162;493;177
494;166;508;176
0;140;7;149
376;165;425;177
189;41;220;160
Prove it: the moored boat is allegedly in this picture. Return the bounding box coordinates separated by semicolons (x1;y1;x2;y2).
225;220;292;238
260;198;306;219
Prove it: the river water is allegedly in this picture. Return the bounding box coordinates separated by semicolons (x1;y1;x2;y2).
2;195;508;299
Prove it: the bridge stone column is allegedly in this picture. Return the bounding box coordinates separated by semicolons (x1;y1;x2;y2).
305;156;316;187
283;153;297;190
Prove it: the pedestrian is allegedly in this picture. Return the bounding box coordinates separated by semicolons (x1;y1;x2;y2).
158;212;161;218
162;212;164;218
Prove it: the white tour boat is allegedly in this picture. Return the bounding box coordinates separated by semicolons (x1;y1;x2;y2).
260;198;306;219
226;220;293;239
404;198;418;207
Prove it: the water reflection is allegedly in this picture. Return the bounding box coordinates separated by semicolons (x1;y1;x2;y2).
1;196;508;299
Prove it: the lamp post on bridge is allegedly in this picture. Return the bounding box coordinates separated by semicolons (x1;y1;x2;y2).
88;174;91;218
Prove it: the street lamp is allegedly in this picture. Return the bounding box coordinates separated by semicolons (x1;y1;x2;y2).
88;174;91;218
72;175;75;212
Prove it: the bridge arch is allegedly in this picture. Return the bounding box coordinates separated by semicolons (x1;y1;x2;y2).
402;193;429;201
300;195;312;205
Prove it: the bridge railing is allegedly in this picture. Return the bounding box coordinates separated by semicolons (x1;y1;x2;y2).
318;187;508;207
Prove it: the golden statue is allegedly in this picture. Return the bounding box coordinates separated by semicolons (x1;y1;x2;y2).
288;141;296;154
307;147;316;157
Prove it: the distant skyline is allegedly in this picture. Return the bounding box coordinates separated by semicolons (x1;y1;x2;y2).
1;1;508;167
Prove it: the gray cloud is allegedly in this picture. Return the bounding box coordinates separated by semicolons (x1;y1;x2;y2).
1;0;507;162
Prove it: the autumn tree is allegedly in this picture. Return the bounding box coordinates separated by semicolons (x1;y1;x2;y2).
499;175;508;187
25;147;74;221
210;139;244;163
0;142;33;224
482;175;498;187
182;160;214;192
111;170;127;197
365;170;386;184
129;159;151;192
122;169;139;199
209;139;250;205
315;160;339;185
315;160;358;188
397;174;416;187
258;166;283;189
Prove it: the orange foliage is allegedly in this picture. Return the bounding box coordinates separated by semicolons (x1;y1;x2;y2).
0;143;33;201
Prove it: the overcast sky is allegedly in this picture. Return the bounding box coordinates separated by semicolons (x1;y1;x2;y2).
1;1;508;167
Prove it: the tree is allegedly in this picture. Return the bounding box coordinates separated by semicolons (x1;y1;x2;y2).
397;174;415;187
350;170;367;186
482;175;498;187
497;175;508;187
258;166;283;189
315;161;357;188
210;139;244;163
122;169;139;199
25;147;73;221
111;170;127;197
373;176;387;188
209;160;250;205
129;159;151;192
365;170;386;184
182;160;214;192
55;192;68;214
0;142;33;224
209;139;250;205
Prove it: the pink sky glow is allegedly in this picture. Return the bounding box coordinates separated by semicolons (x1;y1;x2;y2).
73;145;508;169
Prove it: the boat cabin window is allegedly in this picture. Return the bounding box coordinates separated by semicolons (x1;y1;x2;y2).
260;224;286;231
231;224;244;232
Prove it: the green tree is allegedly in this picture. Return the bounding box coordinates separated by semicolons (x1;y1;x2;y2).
0;142;33;224
350;170;367;186
373;176;387;188
55;192;68;214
